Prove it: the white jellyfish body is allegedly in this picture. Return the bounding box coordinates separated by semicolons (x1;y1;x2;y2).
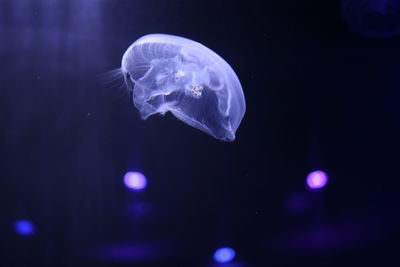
121;34;246;141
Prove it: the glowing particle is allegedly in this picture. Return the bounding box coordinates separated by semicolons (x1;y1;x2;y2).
213;247;236;263
306;170;328;190
14;220;35;235
124;171;147;190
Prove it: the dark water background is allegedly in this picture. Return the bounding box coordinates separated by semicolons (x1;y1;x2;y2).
1;0;400;266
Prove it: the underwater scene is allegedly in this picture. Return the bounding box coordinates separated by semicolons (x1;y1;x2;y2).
1;0;400;266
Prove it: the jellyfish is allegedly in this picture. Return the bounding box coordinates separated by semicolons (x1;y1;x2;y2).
118;33;246;141
341;0;400;38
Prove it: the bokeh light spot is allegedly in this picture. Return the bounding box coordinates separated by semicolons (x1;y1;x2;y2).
124;171;147;190
213;247;236;263
14;220;35;235
306;170;328;190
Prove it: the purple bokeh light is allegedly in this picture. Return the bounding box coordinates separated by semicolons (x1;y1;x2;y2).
213;247;236;263
14;220;35;235
306;170;328;190
124;171;147;191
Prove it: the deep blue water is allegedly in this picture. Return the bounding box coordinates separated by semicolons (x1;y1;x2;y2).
1;0;400;266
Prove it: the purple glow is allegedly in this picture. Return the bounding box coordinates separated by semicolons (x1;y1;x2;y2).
124;171;147;190
214;247;236;263
14;220;35;235
306;170;328;189
90;242;173;262
270;213;390;255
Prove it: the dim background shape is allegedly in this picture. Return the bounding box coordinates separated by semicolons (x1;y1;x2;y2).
1;0;400;266
341;0;400;38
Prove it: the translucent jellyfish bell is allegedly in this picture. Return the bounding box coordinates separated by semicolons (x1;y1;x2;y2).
121;34;246;141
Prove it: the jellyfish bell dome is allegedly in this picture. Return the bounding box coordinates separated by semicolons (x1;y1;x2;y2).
121;33;246;141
